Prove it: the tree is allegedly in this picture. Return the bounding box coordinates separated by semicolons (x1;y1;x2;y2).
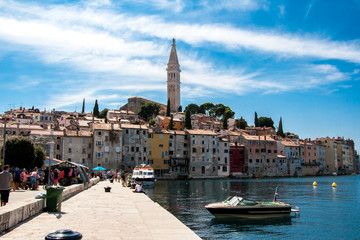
185;110;192;129
237;117;248;129
223;115;228;129
81;98;85;113
148;119;156;126
1;136;35;169
168;115;174;130
137;103;160;121
93;99;100;118
258;117;274;128
99;108;109;119
254;112;259;127
184;104;200;115
178;105;182;112
199;102;214;115
166;98;171;117
277;117;285;137
34;145;46;168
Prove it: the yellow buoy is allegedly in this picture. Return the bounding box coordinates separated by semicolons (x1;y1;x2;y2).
313;181;317;186
332;182;337;188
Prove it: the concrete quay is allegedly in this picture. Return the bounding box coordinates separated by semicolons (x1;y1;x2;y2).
1;180;201;240
0;178;100;233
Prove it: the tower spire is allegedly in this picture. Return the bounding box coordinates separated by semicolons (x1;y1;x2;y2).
167;38;181;113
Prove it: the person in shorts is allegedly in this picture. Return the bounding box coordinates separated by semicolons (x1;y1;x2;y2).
0;165;15;206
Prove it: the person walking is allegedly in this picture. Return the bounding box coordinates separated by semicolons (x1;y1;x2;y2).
0;165;16;206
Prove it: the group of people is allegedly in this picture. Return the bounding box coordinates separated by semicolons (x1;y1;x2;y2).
12;167;61;191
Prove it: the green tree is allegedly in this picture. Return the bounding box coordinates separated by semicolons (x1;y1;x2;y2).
168;115;175;130
258;117;274;128
148;119;156;126
223;115;228;129
199;102;214;115
185;110;192;129
138;103;160;121
93;99;100;118
277;117;285;137
82;98;85;113
254;112;259;127
237;117;248;129
184;104;200;114
178;105;182;112
1;136;35;169
34;145;46;168
99;108;109;119
166;98;171;117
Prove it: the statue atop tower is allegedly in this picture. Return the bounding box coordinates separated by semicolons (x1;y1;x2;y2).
167;38;181;113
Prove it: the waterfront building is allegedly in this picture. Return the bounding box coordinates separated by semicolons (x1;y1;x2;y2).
167;130;189;178
62;130;93;167
217;137;230;177
167;39;181;113
191;114;221;130
187;129;218;178
229;143;246;177
121;124;148;172
277;140;302;176
92;123;122;170
316;137;338;174
239;134;278;177
299;141;320;176
335;138;355;174
147;128;170;177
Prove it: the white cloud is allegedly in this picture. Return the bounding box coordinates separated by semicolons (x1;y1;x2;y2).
200;0;267;11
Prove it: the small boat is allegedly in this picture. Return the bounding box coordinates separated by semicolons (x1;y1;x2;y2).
205;188;293;218
131;164;156;186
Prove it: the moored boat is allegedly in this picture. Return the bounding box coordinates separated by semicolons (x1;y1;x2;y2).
131;164;156;185
205;189;294;218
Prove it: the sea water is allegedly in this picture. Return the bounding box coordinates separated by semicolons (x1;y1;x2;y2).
146;175;360;240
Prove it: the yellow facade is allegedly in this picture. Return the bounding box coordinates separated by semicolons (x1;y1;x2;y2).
148;131;170;174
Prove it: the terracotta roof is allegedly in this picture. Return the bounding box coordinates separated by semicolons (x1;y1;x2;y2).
120;124;148;130
30;130;64;136
241;134;276;142
93;123;122;131
277;155;287;158
65;130;92;137
280;141;299;147
186;129;217;136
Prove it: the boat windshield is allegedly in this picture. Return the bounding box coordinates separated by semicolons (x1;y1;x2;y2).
224;196;243;206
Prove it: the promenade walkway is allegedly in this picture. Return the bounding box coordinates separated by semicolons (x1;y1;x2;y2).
1;180;201;240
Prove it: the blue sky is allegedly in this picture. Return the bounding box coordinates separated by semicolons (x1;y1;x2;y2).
0;0;359;151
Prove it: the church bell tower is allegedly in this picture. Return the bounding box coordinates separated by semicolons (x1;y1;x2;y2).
167;38;181;113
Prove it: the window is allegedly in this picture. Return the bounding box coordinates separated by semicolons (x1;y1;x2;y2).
192;148;196;153
202;148;205;153
192;167;195;171
96;141;102;146
88;154;91;159
68;158;71;161
82;148;86;153
225;157;227;163
256;159;259;163
104;158;109;163
224;149;228;153
274;150;277;153
136;147;139;152
192;140;196;144
97;152;102;158
144;147;147;152
68;148;72;153
105;146;109;152
159;144;163;148
88;143;91;148
201;140;205;144
148;159;153;164
169;142;172;147
68;138;72;143
149;151;152;156
57;145;60;150
131;147;134;152
249;159;252;163
105;136;109;141
170;135;173;139
223;166;227;172
256;149;259;153
98;131;102;136
149;142;152;147
126;130;129;134
82;138;86;143
164;160;169;164
82;158;86;164
268;150;271;153
116;147;120;153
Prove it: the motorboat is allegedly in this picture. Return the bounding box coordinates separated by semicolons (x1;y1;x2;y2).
131;164;156;186
205;189;295;218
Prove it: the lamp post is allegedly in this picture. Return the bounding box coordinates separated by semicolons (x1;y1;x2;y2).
47;141;55;185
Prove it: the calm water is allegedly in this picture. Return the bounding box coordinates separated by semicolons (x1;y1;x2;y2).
145;175;360;240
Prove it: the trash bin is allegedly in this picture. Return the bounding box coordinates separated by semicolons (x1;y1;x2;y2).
45;229;82;240
104;186;111;192
46;186;64;212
